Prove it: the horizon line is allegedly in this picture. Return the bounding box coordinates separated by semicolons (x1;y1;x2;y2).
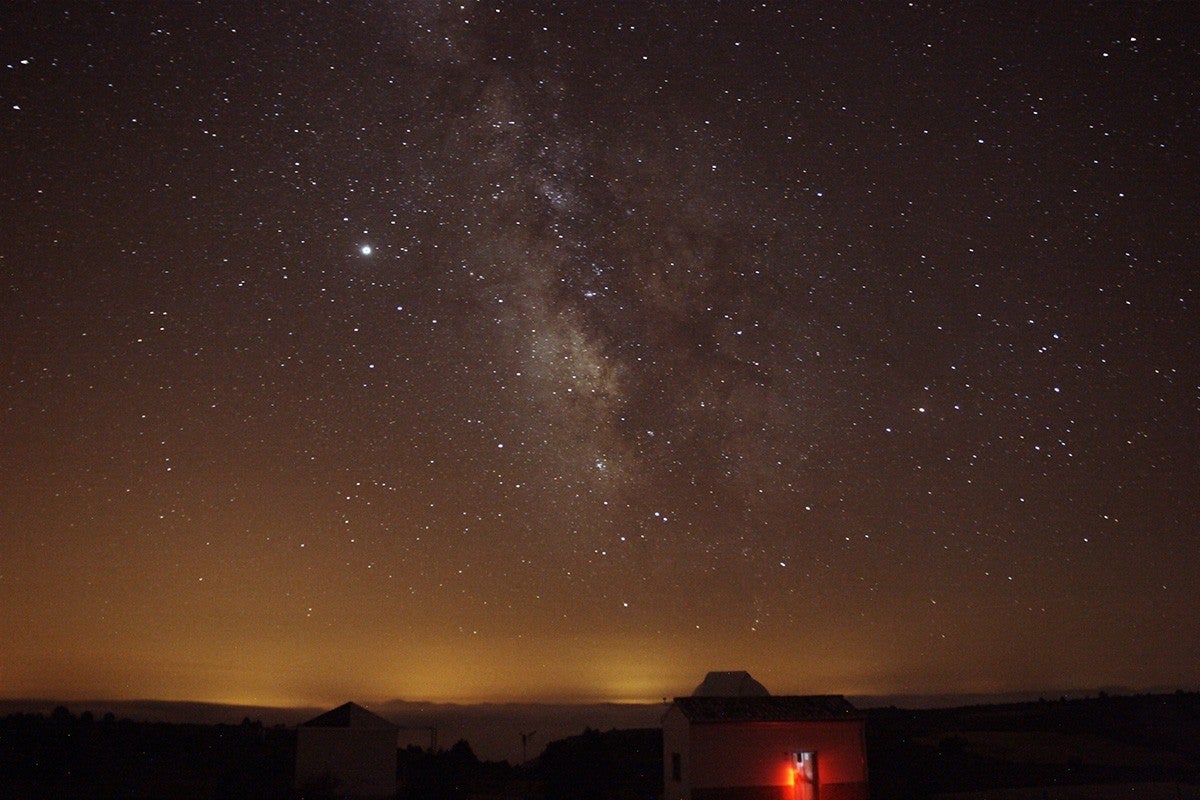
3;684;1196;716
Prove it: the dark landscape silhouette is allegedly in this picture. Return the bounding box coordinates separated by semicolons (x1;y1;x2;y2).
2;691;1198;799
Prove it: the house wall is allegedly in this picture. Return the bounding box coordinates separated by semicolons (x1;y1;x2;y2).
663;706;693;800
295;726;397;798
683;719;867;800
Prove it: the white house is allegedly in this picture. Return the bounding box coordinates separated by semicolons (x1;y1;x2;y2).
663;672;868;800
295;701;399;799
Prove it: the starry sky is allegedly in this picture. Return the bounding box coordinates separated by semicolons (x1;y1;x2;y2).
2;2;1197;708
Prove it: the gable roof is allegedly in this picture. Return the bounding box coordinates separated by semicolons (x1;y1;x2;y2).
692;670;771;697
300;701;399;730
672;695;862;723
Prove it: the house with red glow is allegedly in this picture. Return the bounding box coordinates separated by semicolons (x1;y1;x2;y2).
663;672;867;800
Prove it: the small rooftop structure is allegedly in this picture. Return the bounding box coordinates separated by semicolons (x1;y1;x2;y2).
691;670;771;697
295;702;399;799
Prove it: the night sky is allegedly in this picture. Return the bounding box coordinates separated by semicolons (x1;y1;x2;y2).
2;2;1197;709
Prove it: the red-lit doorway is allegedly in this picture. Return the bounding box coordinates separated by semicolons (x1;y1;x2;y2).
791;751;817;800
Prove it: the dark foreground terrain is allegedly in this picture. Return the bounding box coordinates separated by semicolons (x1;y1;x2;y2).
0;709;657;800
867;691;1200;799
1;693;1197;798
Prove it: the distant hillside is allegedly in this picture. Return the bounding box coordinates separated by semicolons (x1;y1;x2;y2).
866;691;1200;798
0;699;320;728
0;698;665;762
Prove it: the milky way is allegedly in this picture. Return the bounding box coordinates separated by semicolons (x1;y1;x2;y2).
2;2;1197;705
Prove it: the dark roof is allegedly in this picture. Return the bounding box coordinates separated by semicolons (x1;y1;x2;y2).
672;695;862;723
692;670;771;697
300;701;399;730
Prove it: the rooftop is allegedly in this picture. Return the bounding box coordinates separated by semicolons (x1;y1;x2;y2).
672;695;863;723
300;701;398;730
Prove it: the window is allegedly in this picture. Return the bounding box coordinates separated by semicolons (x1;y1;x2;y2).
671;752;682;781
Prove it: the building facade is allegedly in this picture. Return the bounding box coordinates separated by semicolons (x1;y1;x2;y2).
295;701;399;799
663;673;867;800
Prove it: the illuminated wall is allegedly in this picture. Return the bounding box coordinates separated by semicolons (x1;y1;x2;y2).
664;708;867;800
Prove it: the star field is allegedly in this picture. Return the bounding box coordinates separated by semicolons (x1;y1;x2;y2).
1;2;1197;706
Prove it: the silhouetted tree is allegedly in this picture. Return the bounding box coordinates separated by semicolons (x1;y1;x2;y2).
536;728;660;800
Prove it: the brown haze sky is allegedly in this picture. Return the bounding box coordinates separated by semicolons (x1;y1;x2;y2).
2;2;1197;708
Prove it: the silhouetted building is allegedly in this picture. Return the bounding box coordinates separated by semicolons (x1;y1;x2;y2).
664;672;867;800
295;701;399;799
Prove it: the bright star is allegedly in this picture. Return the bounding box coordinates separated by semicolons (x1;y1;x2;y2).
360;244;372;256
